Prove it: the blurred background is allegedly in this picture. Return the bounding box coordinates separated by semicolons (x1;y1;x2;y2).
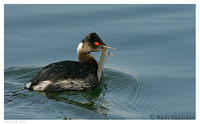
4;4;195;119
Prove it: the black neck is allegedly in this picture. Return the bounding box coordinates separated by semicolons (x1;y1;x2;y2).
77;52;98;69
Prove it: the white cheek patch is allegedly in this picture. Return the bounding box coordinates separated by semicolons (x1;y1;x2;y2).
33;80;53;91
77;42;83;53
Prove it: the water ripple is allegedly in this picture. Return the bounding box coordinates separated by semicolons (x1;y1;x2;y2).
4;66;140;119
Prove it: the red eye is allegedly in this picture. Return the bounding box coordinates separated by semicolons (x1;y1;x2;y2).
95;42;100;46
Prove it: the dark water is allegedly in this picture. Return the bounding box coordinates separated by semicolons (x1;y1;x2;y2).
4;4;195;119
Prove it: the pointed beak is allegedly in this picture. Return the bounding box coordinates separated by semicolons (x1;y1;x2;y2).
101;45;116;56
102;45;116;50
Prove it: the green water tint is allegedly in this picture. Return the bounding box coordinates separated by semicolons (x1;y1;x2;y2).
4;67;139;119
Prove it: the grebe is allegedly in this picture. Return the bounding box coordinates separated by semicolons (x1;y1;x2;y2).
25;32;115;92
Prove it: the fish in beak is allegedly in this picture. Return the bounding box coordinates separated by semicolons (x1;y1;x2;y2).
97;44;116;81
101;45;116;56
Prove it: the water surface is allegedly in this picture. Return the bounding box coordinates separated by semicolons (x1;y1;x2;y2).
4;4;195;119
